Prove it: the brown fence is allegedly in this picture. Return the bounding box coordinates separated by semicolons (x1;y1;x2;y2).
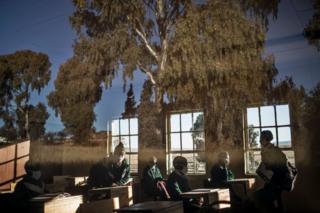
0;140;30;191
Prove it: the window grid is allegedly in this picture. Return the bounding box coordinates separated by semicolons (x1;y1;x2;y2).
167;111;205;175
111;118;138;173
244;104;294;175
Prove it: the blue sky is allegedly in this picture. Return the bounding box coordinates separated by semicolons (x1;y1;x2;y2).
0;0;319;133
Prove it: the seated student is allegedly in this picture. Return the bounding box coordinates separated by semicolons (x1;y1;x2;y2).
210;151;234;188
167;156;202;212
87;142;131;188
142;156;167;200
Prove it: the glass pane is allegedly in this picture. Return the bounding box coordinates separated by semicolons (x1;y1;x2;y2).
111;119;119;136
245;151;261;174
170;133;181;151
130;154;138;173
170;114;180;132
168;153;181;173
120;136;130;152
120;119;129;135
181;153;194;174
193;132;205;151
283;150;295;166
261;127;276;145
248;127;260;148
181;113;192;131
195;152;206;174
193;112;204;131
112;137;120;152
181;133;193;151
129;118;138;135
130;136;138;152
276;105;290;125
278;127;292;148
247;107;259;127
260;106;275;126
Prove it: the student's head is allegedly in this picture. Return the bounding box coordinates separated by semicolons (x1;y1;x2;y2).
218;151;230;167
114;142;125;164
173;156;188;174
25;160;41;180
260;130;273;147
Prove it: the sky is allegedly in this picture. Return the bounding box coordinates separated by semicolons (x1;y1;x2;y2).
0;0;319;133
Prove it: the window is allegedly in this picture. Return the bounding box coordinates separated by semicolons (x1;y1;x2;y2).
244;104;295;174
111;118;138;173
166;111;205;174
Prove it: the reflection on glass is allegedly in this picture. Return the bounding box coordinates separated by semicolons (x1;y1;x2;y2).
247;108;259;127
130;118;138;135
245;151;261;174
261;127;276;144
170;114;180;132
120;136;130;152
130;136;138;152
193;112;204;131
195;152;206;174
181;133;193;150
261;106;275;126
278;127;291;148
248;127;260;148
120;119;129;135
170;133;181;150
276;105;290;125
112;120;119;136
181;113;192;131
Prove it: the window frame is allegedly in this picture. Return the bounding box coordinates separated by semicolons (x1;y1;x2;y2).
243;104;295;175
111;117;138;174
166;110;206;175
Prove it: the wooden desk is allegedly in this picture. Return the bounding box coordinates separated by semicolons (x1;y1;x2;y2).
227;178;255;197
29;193;83;213
114;201;183;213
180;188;230;209
88;185;133;207
79;197;120;213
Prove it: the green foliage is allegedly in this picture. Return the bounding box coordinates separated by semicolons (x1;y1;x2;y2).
122;83;137;118
0;50;51;140
28;103;49;140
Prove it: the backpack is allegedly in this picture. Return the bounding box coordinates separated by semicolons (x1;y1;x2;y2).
282;161;298;192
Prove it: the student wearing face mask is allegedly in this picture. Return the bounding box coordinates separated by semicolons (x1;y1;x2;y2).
141;156;167;200
87;142;131;188
210;151;234;188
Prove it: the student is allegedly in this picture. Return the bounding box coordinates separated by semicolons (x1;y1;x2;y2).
142;156;166;199
254;130;296;213
87;142;131;188
210;151;234;188
167;156;202;212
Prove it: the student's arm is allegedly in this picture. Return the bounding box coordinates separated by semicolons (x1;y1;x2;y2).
116;163;131;185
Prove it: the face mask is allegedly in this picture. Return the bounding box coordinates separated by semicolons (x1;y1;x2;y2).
32;171;41;180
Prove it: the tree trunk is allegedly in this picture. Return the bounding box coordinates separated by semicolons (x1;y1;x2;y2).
25;107;30;140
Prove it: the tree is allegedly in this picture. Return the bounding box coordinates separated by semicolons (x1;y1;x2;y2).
304;0;320;50
122;83;137;118
48;56;102;143
0;50;51;140
28;103;49;140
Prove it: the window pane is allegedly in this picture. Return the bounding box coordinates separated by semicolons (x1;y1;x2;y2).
261;128;276;145
112;137;120;152
120;136;130;152
112;120;119;136
130;154;138;173
130;136;138;152
276;105;290;125
193;133;205;151
120;119;129;135
181;153;194;174
129;118;138;135
278;127;292;148
283;150;295;166
181;133;193;151
245;151;261;174
195;152;206;174
170;133;181;151
170;114;180;132
260;106;275;126
247;108;259;127
181;113;193;131
193;112;204;131
248;127;260;148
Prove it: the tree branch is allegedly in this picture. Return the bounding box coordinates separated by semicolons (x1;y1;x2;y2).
135;27;159;61
137;62;156;85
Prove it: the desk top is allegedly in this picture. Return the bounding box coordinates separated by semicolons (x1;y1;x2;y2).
227;178;255;183
89;185;130;193
180;188;228;197
115;201;183;212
